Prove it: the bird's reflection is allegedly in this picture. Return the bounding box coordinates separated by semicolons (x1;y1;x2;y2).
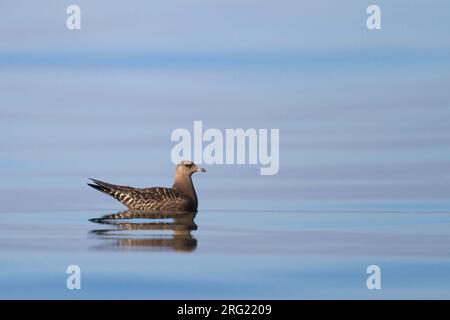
89;211;197;252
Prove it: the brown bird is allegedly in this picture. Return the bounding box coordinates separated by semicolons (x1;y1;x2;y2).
88;160;206;213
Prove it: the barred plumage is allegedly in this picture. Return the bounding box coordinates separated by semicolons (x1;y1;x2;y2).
88;161;206;213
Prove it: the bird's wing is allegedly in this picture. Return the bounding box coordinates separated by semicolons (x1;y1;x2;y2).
88;179;192;211
139;187;187;200
130;187;192;212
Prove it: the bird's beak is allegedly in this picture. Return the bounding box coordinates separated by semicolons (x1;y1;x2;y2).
196;166;206;173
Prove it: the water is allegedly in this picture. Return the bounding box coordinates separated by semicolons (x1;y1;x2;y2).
1;210;450;299
1;0;450;299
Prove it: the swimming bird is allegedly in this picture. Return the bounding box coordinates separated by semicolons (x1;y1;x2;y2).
88;160;206;213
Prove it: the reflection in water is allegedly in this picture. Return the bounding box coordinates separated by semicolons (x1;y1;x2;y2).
89;211;197;252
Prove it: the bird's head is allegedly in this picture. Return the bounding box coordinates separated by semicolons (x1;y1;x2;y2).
176;160;206;176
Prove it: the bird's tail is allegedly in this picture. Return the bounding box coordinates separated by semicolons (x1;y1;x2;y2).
87;178;119;196
88;178;137;209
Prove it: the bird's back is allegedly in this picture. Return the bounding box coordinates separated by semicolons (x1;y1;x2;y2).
88;179;195;212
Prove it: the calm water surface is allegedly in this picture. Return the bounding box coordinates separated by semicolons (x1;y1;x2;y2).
1;209;450;299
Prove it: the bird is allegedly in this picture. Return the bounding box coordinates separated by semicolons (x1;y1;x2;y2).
88;160;206;213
